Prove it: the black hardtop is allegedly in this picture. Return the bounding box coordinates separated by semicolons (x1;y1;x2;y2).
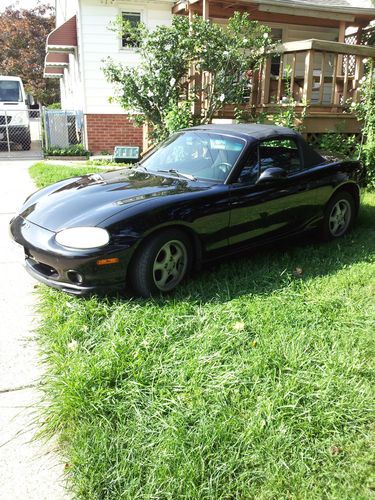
188;123;299;142
187;123;325;169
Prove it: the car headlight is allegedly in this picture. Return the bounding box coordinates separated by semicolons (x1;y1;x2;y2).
55;227;110;249
10;112;29;126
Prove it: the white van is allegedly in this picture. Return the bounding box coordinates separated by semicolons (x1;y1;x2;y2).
0;76;31;150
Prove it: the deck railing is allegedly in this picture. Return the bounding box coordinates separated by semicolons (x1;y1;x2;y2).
253;39;375;109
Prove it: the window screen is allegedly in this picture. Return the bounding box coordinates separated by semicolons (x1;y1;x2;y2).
122;12;141;48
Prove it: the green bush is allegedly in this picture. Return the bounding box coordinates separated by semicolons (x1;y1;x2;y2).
44;143;90;157
47;102;61;109
361;141;375;190
314;133;360;159
351;60;375;189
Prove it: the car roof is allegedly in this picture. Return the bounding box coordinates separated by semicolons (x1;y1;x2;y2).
0;76;23;82
184;123;326;168
187;123;299;142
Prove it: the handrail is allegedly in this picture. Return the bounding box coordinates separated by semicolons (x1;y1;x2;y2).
277;39;375;57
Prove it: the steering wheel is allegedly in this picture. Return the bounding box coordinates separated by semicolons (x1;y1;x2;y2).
214;162;232;180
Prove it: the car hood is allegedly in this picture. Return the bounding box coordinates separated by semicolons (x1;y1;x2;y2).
20;168;207;232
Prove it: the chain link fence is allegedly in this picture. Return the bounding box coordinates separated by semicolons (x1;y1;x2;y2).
43;109;85;152
0;109;43;159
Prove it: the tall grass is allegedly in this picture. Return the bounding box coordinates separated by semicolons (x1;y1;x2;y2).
31;164;375;498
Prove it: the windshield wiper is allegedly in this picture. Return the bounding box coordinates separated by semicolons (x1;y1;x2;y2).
156;169;197;181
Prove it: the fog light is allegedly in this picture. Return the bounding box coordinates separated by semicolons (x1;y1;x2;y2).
67;270;83;284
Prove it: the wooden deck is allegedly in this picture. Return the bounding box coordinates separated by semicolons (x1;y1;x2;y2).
193;39;375;135
175;0;375;135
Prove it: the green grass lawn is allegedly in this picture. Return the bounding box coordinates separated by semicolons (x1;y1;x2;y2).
29;160;124;189
30;164;375;499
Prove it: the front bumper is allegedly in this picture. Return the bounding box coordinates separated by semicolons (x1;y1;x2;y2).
24;257;124;296
10;215;133;296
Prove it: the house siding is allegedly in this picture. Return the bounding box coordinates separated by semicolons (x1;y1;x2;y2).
80;0;173;115
56;0;84;111
54;1;354;152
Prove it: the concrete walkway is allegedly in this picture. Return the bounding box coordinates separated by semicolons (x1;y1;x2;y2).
0;161;69;499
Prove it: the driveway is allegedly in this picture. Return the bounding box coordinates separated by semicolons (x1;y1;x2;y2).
0;118;43;161
0;161;69;499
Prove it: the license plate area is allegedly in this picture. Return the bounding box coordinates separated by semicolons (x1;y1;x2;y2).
25;249;59;279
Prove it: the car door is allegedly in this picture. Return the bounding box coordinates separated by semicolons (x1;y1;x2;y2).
228;136;319;248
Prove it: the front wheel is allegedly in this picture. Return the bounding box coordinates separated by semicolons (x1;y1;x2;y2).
129;229;192;297
320;191;356;241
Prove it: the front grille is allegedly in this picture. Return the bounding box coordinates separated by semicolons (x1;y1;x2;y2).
26;256;59;279
0;115;11;126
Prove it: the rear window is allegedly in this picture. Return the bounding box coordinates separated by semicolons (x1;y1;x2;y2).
0;81;22;102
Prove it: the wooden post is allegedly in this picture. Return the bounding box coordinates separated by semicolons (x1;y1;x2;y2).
342;55;349;104
250;68;259;106
201;1;209;118
318;52;326;105
276;55;284;103
337;21;346;75
188;2;201;117
303;49;314;104
290;52;296;100
356;27;363;45
331;53;339;105
143;123;150;151
353;56;364;102
261;58;271;105
202;0;209;20
188;2;193;25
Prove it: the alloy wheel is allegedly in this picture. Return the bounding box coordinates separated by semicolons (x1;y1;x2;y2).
152;240;188;291
329;199;351;237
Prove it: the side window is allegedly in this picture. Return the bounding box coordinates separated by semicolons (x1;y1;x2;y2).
236;148;259;185
259;138;302;175
122;12;141;49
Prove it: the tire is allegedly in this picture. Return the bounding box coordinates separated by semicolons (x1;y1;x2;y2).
319;191;356;241
129;229;192;297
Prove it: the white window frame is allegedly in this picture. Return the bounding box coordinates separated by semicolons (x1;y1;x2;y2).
118;8;146;52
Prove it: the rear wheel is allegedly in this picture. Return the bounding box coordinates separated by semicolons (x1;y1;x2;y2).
320;191;356;241
129;229;192;297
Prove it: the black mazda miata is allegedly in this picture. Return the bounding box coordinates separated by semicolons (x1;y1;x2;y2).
10;124;362;297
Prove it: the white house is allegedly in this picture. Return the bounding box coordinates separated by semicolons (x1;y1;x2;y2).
44;0;375;153
44;0;174;153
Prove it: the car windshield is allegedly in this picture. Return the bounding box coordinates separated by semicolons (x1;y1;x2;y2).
141;131;246;182
0;80;22;102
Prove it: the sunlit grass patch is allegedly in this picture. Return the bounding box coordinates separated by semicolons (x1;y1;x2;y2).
30;163;375;499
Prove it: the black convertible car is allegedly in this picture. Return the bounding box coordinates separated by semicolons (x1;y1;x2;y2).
10;124;362;297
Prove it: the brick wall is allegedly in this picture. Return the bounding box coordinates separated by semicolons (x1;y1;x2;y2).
85;114;143;154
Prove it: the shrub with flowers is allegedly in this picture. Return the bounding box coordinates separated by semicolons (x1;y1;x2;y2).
351;59;375;189
104;13;275;143
271;65;307;132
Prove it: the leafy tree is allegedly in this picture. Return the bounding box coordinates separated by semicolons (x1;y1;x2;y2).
104;13;274;142
352;60;375;189
0;3;59;104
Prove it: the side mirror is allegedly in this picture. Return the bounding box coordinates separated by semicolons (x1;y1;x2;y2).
256;167;287;185
25;94;34;107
